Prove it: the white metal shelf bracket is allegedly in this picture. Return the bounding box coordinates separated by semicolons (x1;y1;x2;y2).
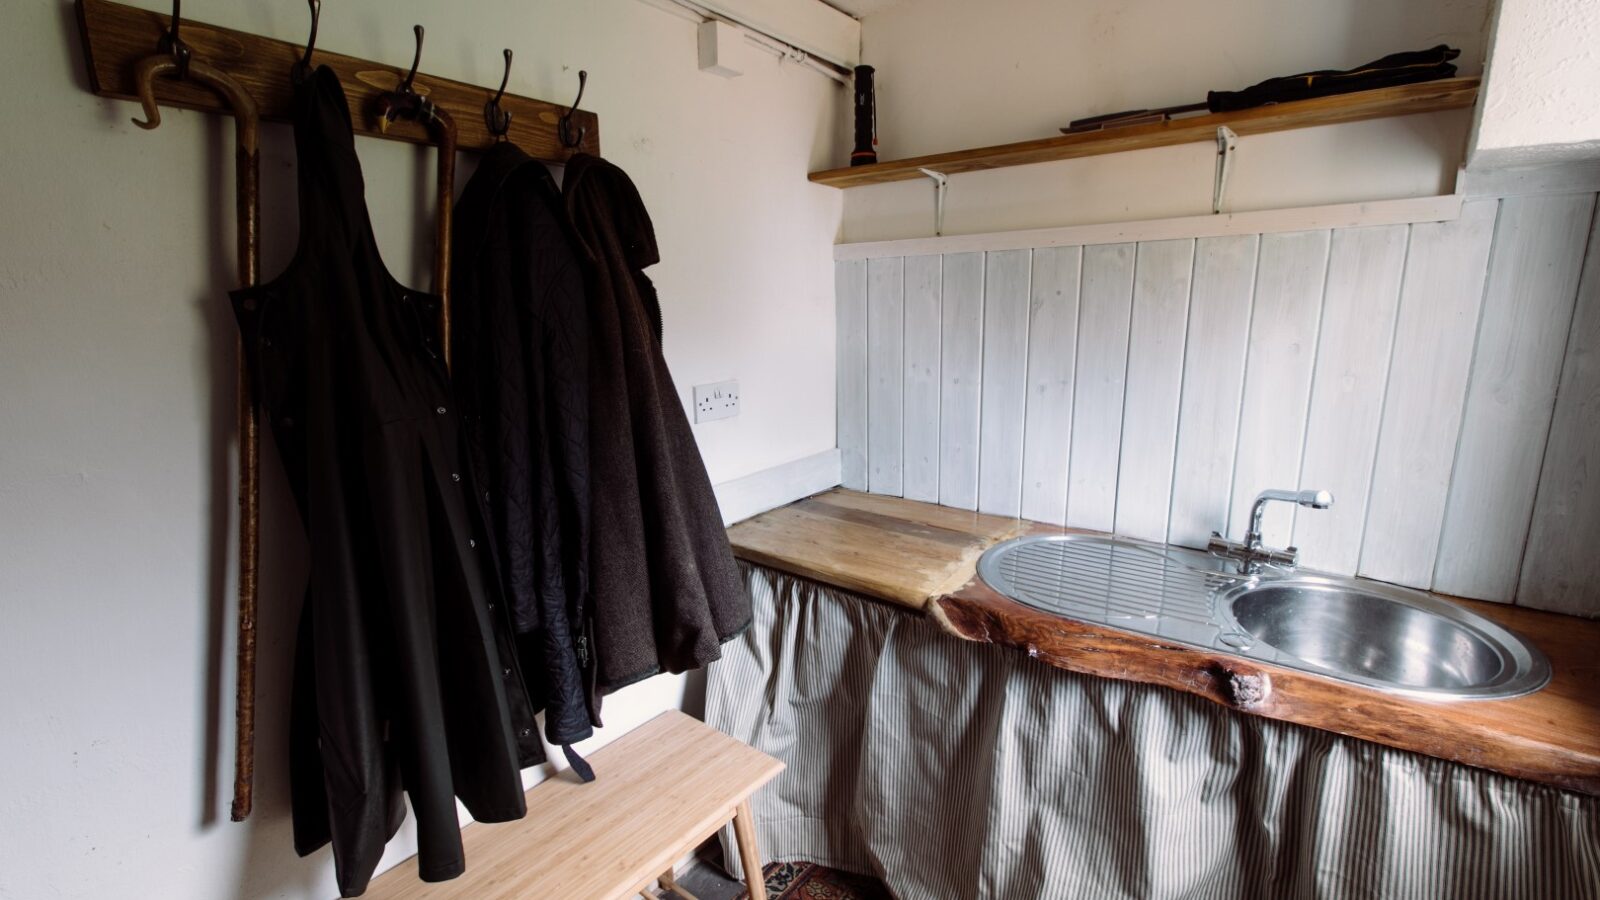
1214;126;1238;214
918;167;950;236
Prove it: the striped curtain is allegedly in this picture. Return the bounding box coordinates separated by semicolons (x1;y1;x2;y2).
708;563;1600;899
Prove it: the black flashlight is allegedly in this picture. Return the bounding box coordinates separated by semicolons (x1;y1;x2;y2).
851;65;877;166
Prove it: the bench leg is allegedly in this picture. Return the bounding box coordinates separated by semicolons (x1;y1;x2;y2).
731;801;767;900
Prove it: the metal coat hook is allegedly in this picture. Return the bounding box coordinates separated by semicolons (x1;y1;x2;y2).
397;24;425;97
292;0;321;83
156;0;192;79
378;25;438;131
484;48;513;140
559;69;587;150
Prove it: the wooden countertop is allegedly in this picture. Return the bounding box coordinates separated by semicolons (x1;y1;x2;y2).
729;488;1027;608
728;489;1600;796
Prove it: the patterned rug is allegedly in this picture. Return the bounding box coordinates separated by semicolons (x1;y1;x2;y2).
737;861;892;900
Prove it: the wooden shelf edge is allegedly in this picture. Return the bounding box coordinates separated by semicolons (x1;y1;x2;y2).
811;77;1480;189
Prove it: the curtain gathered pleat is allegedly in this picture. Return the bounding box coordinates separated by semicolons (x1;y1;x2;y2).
708;563;1600;900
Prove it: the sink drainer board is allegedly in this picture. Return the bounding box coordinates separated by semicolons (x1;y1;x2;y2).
977;534;1234;627
975;533;1552;700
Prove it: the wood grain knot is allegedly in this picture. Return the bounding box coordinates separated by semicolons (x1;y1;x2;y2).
1212;662;1270;709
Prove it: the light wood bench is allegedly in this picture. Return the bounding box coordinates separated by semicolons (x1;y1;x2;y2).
367;710;783;900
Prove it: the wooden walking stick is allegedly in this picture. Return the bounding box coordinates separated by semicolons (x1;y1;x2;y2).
129;0;263;822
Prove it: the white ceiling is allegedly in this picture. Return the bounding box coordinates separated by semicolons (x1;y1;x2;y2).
819;0;911;19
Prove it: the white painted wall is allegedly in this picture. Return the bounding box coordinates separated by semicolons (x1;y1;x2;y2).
1470;0;1600;167
0;0;842;896
840;0;1492;241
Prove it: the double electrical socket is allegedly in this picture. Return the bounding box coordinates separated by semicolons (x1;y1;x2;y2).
693;380;740;423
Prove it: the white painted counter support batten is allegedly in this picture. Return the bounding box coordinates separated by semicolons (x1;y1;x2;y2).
835;192;1600;615
714;449;844;526
833;195;1466;261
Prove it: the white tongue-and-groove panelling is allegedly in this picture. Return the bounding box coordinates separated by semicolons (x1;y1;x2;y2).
836;192;1600;615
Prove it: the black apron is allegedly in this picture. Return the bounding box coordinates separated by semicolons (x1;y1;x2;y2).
231;66;542;897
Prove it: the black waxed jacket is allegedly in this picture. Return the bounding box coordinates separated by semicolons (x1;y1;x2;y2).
451;141;596;745
231;67;543;897
563;154;752;692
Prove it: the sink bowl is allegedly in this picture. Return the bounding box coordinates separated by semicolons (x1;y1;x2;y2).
974;534;1552;700
1219;576;1551;700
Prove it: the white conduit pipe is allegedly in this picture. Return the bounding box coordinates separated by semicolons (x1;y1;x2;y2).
637;0;854;84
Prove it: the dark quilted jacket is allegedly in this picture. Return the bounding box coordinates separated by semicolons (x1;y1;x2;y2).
451;142;594;746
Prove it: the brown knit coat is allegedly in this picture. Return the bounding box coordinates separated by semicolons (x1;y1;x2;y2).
562;154;751;694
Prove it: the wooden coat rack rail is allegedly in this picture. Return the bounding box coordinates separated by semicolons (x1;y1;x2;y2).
76;0;601;159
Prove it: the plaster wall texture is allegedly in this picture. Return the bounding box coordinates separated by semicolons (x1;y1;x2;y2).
0;1;843;896
1471;0;1600;166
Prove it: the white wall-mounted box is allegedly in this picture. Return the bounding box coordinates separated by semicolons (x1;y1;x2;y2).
698;20;751;78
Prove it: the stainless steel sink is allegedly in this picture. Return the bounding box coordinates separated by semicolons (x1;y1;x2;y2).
1217;576;1550;699
975;534;1551;700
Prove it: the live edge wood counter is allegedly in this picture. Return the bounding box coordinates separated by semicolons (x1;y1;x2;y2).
728;489;1600;797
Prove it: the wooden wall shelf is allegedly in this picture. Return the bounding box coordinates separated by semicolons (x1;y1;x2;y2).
810;77;1479;189
76;0;599;160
